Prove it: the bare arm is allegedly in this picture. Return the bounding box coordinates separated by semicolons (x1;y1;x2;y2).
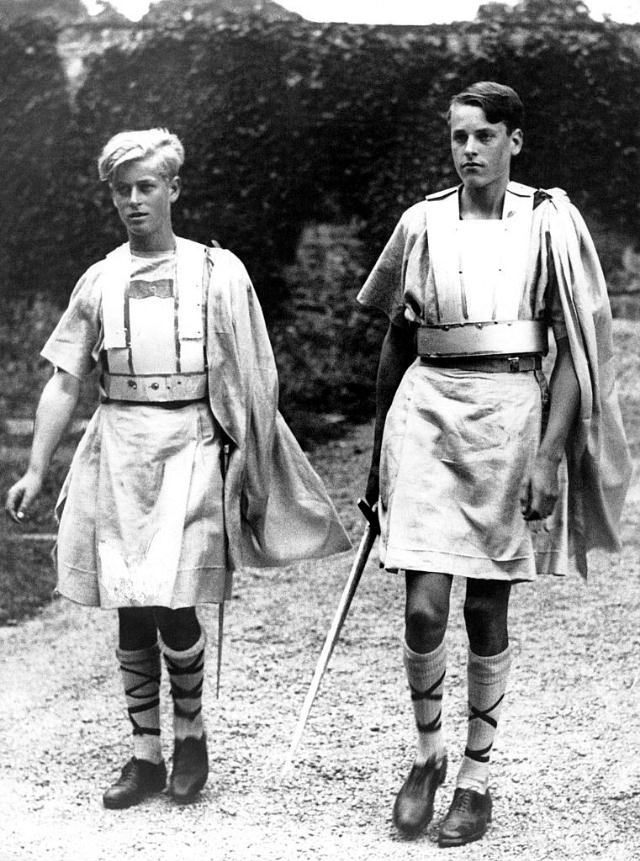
5;369;81;522
365;321;416;506
520;337;579;520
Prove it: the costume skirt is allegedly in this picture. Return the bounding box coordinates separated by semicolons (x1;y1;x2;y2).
55;401;230;609
378;361;568;581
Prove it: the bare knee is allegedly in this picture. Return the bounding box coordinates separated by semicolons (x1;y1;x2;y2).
463;588;509;656
405;608;448;653
405;572;451;653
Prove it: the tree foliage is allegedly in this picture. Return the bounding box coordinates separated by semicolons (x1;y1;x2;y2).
1;12;639;423
141;0;300;25
0;0;88;25
0;19;75;297
512;0;592;20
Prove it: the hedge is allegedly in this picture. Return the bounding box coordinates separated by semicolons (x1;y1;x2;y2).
3;14;639;304
1;13;639;425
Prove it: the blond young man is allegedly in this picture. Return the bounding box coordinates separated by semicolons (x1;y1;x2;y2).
6;129;350;809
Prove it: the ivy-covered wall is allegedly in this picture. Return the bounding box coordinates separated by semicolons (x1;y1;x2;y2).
2;14;639;306
1;14;639;425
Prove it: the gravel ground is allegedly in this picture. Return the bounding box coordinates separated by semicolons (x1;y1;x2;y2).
1;349;640;860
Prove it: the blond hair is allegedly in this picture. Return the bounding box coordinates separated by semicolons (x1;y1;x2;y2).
98;128;185;183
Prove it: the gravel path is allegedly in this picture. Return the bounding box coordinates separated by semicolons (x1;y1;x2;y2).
1;407;639;860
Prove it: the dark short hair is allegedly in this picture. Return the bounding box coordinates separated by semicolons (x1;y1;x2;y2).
448;81;524;133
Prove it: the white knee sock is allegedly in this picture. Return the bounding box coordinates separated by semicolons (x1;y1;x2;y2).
117;643;163;764
456;646;512;793
162;633;206;742
403;639;447;766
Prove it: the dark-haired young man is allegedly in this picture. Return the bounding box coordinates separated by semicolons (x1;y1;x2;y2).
358;82;629;846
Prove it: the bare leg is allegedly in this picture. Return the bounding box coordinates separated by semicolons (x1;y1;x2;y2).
463;579;510;656
405;570;452;652
439;578;512;845
393;571;452;836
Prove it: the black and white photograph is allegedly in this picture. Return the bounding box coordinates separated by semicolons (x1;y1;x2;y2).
0;1;639;859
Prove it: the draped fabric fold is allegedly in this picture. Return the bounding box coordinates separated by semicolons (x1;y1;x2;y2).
540;192;631;575
205;247;352;570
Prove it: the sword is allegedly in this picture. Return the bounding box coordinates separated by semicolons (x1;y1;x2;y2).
281;498;379;775
216;602;224;699
217;442;231;699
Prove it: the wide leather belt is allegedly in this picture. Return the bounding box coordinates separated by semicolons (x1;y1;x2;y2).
102;398;207;409
416;319;548;359
102;372;208;402
420;355;542;373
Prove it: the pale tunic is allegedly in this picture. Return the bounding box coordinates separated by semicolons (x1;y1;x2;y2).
56;401;227;608
359;184;569;581
43;249;228;608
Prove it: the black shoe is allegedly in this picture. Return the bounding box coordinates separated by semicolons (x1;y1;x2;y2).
438;787;492;847
103;757;167;809
169;734;209;803
392;754;448;837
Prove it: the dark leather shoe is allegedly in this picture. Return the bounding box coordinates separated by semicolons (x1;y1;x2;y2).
392;754;448;837
438;787;492;847
169;734;209;803
103;757;167;809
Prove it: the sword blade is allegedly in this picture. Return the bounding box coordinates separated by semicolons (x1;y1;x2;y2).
281;501;378;775
216;442;231;699
216;601;225;699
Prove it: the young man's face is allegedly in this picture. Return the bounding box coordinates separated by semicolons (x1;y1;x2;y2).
110;154;180;250
450;103;522;193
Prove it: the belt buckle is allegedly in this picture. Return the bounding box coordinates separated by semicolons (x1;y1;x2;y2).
507;356;520;373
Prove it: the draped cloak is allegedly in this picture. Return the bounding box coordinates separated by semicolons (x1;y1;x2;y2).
203;245;352;570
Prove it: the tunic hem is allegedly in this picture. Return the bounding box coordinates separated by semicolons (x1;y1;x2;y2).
57;564;230;609
379;547;568;581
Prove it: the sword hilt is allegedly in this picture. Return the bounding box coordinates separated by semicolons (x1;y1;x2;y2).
357;497;380;534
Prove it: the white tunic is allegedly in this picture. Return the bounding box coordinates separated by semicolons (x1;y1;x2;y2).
56;401;227;608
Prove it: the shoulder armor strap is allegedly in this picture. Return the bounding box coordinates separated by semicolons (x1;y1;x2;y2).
100;245;129;350
533;187;569;210
543;187;569;202
425;185;459;202
506;181;535;198
175;236;208;255
104;243;129;262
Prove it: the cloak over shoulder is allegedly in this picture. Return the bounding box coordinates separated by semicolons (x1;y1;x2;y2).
205;246;352;570
539;191;631;574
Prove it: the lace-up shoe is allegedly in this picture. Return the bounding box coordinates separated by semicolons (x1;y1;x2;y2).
103;757;167;809
392;754;448;837
169;734;209;803
438;786;492;847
